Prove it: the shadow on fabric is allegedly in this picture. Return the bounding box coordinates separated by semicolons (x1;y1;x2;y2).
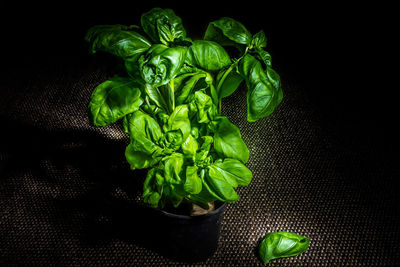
0;117;201;263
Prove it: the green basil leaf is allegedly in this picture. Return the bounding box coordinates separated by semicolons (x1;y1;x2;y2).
251;30;267;49
184;165;202;194
144;82;174;114
168;105;191;140
125;144;158;170
185;40;231;71
139;44;187;87
175;73;207;105
181;134;198;157
204;167;239;202
124;60;142;79
217;67;243;98
88;76;143;127
141;8;186;45
194;91;217;123
205;73;219;106
163;153;184;184
208;158;252;187
200;136;213;152
259;231;310;264
204;17;252;46
239;54;283;122
257;49;272;67
85;24;151;61
163;184;184;208
187;168;217;208
124;111;163;155
143;168;164;208
211;116;249;163
163;130;184;149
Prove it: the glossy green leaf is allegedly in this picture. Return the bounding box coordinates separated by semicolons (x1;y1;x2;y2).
88;76;143;127
200;136;213;152
204;167;239;202
163;183;185;208
141;7;187;45
181;135;198;157
251;30;267;49
193;91;217;123
124;111;163;155
205;73;219;106
187;168;217;208
239;54;283;122
184;165;202;194
143;168;164;208
125;143;158;170
175;73;207;105
139;44;187;87
163;153;184;184
259;231;310;264
204;17;252;46
208;158;252;187
185;40;231;71
168;105;191;140
85;24;151;61
163;130;184;149
217;67;243;98
211;116;249;163
257;49;272;67
144;82;174;114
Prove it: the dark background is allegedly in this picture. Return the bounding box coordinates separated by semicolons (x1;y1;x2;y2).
1;1;399;266
3;1;397;158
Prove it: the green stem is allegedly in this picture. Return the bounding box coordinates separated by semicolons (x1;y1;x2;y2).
217;47;249;91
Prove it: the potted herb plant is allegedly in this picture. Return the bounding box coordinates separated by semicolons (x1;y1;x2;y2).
85;7;282;262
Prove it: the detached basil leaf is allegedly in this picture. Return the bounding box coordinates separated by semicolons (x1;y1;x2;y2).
184;165;202;194
211;116;249;163
168;105;191;140
139;44;187;87
208;158;252;187
124;111;163;155
85;24;151;61
125;144;158;170
259;231;310;264
141;7;186;45
239;54;283;122
88;76;143;127
185;40;231;71
204;17;252;46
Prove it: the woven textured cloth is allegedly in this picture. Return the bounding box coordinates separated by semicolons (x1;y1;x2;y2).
1;53;399;266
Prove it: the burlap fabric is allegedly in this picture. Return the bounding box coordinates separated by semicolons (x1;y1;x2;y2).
1;51;399;266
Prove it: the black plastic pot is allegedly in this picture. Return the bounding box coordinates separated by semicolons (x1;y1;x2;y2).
153;202;227;262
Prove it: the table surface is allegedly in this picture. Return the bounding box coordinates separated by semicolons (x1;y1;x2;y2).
1;55;399;266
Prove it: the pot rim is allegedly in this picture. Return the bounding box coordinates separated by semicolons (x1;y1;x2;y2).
159;202;227;220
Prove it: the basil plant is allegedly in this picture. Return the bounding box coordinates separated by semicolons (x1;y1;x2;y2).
85;8;282;211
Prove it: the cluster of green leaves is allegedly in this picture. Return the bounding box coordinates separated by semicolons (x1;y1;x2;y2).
85;8;282;209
